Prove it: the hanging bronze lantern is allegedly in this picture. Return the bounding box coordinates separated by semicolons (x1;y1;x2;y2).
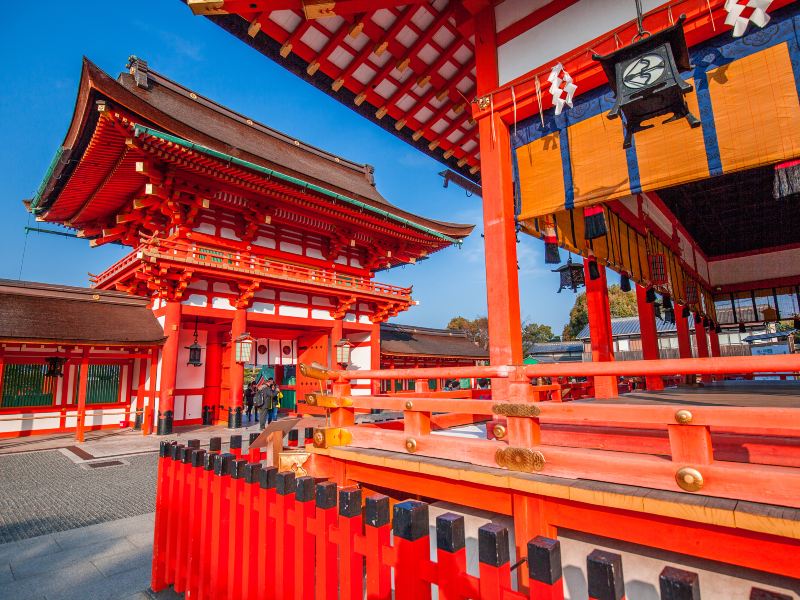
593;14;700;149
44;357;65;378
552;257;585;293
186;317;203;367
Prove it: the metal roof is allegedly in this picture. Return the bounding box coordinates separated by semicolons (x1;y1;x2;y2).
527;342;583;354
575;316;695;341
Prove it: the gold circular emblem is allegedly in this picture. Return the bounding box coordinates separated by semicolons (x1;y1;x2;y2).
404;400;414;410
675;467;704;492
305;394;316;406
674;409;693;425
405;438;417;453
495;447;545;472
492;424;507;439
313;431;325;447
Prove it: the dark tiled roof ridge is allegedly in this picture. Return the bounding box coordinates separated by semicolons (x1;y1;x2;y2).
0;278;149;306
127;57;372;177
381;322;471;338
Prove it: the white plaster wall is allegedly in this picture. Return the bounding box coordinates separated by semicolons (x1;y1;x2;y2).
212;297;235;310
278;305;308;318
176;329;208;389
709;247;800;287
311;309;333;320
184;294;208;307
250;302;276;315
497;0;664;85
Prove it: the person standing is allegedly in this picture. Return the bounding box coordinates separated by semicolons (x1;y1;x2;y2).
257;378;281;429
244;382;256;423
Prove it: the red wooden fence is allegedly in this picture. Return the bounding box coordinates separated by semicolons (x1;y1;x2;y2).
150;437;791;600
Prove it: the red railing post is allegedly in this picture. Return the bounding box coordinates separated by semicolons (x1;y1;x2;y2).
294;476;317;600
528;537;564;600
365;495;392;600
163;444;186;588
226;459;247;600
274;471;297;600
338;487;364;600
150;441;176;592
248;432;262;462
436;513;475;600
230;434;243;458
241;463;262;600
184;448;206;597
209;453;235;599
587;550;626;600
478;523;512;598
314;482;339;600
173;442;199;594
196;452;218;600
393;500;431;600
257;467;278;600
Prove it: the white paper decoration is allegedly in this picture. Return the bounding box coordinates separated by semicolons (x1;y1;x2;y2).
724;0;773;38
547;63;577;116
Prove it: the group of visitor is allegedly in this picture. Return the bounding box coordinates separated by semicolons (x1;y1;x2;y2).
243;377;282;429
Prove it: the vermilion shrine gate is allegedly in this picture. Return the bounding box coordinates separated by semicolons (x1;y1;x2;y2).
27;58;472;434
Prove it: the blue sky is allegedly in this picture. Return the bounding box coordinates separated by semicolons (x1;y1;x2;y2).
0;1;577;333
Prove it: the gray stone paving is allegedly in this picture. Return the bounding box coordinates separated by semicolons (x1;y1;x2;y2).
0;450;157;544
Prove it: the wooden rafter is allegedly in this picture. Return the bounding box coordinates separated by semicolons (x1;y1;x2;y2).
188;0;428;19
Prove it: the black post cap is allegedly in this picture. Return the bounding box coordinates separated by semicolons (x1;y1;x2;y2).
315;481;337;509
393;500;429;541
296;476;315;502
339;487;362;518
231;459;248;479
182;448;195;464
288;429;299;441
209;437;222;452
159;441;172;457
187;439;200;449
304;427;314;439
170;444;184;460
192;449;206;468
259;467;277;489
244;463;262;484
528;537;562;585
214;453;235;476
436;513;465;553
659;567;700;600
366;495;390;528
230;434;242;449
750;590;791;600
276;471;297;496
478;523;510;567
249;432;260;444
587;550;625;600
204;452;217;471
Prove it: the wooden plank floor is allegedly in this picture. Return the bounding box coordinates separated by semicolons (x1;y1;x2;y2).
585;381;800;408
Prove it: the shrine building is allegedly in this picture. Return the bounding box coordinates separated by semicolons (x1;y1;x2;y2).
27;58;472;434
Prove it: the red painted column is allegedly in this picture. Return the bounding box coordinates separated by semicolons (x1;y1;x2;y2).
370;321;381;395
635;286;665;391
709;327;721;358
583;260;618;398
675;304;693;359
331;318;344;369
75;350;89;442
159;300;182;433
230;308;247;410
203;330;222;424
695;316;711;384
474;7;523;398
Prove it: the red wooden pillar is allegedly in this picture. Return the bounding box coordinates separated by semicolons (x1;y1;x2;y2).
0;350;5;400
584;260;618;398
135;355;147;426
694;316;711;384
75;350;90;442
230;308;247;411
709;327;721;358
474;7;523;397
159;300;182;433
204;330;222;424
636;286;665;391
370;321;381;394
675;304;693;359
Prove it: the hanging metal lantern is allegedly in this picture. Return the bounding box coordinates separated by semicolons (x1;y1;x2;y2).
593;13;700;148
552;257;585;293
186;317;203;367
44;357;65;378
234;332;256;364
335;338;353;367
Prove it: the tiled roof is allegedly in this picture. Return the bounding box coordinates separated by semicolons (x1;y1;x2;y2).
380;323;488;359
527;342;584;354
0;279;164;345
575;316;695;340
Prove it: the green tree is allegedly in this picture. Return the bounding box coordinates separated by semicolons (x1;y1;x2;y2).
522;322;556;348
561;284;638;340
447;315;490;350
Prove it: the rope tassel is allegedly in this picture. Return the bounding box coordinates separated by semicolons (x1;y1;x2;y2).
583;205;608;240
543;218;561;264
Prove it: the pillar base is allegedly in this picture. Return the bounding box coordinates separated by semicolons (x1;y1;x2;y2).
156;410;173;436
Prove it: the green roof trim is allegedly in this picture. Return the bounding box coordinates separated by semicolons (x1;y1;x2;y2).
132;124;461;245
30;146;65;212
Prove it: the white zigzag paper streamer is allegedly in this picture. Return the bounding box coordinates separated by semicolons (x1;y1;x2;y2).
724;0;772;38
547;63;577;116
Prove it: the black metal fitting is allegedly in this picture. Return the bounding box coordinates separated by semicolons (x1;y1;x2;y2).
436;513;465;553
528;536;562;585
315;481;337;509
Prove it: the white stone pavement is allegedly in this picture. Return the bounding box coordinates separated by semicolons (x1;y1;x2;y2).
0;513;160;600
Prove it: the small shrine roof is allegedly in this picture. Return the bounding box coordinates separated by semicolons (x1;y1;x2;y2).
380;322;488;359
0;279;165;346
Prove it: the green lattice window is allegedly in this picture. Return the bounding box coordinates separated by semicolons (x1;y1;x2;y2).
1;363;55;408
74;364;121;405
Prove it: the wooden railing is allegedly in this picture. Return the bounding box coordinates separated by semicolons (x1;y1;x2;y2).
300;354;800;508
91;238;413;300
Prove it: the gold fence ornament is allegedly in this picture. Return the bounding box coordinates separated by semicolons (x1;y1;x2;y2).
492;403;541;417
495;447;546;472
674;409;693;424
675;467;704;492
